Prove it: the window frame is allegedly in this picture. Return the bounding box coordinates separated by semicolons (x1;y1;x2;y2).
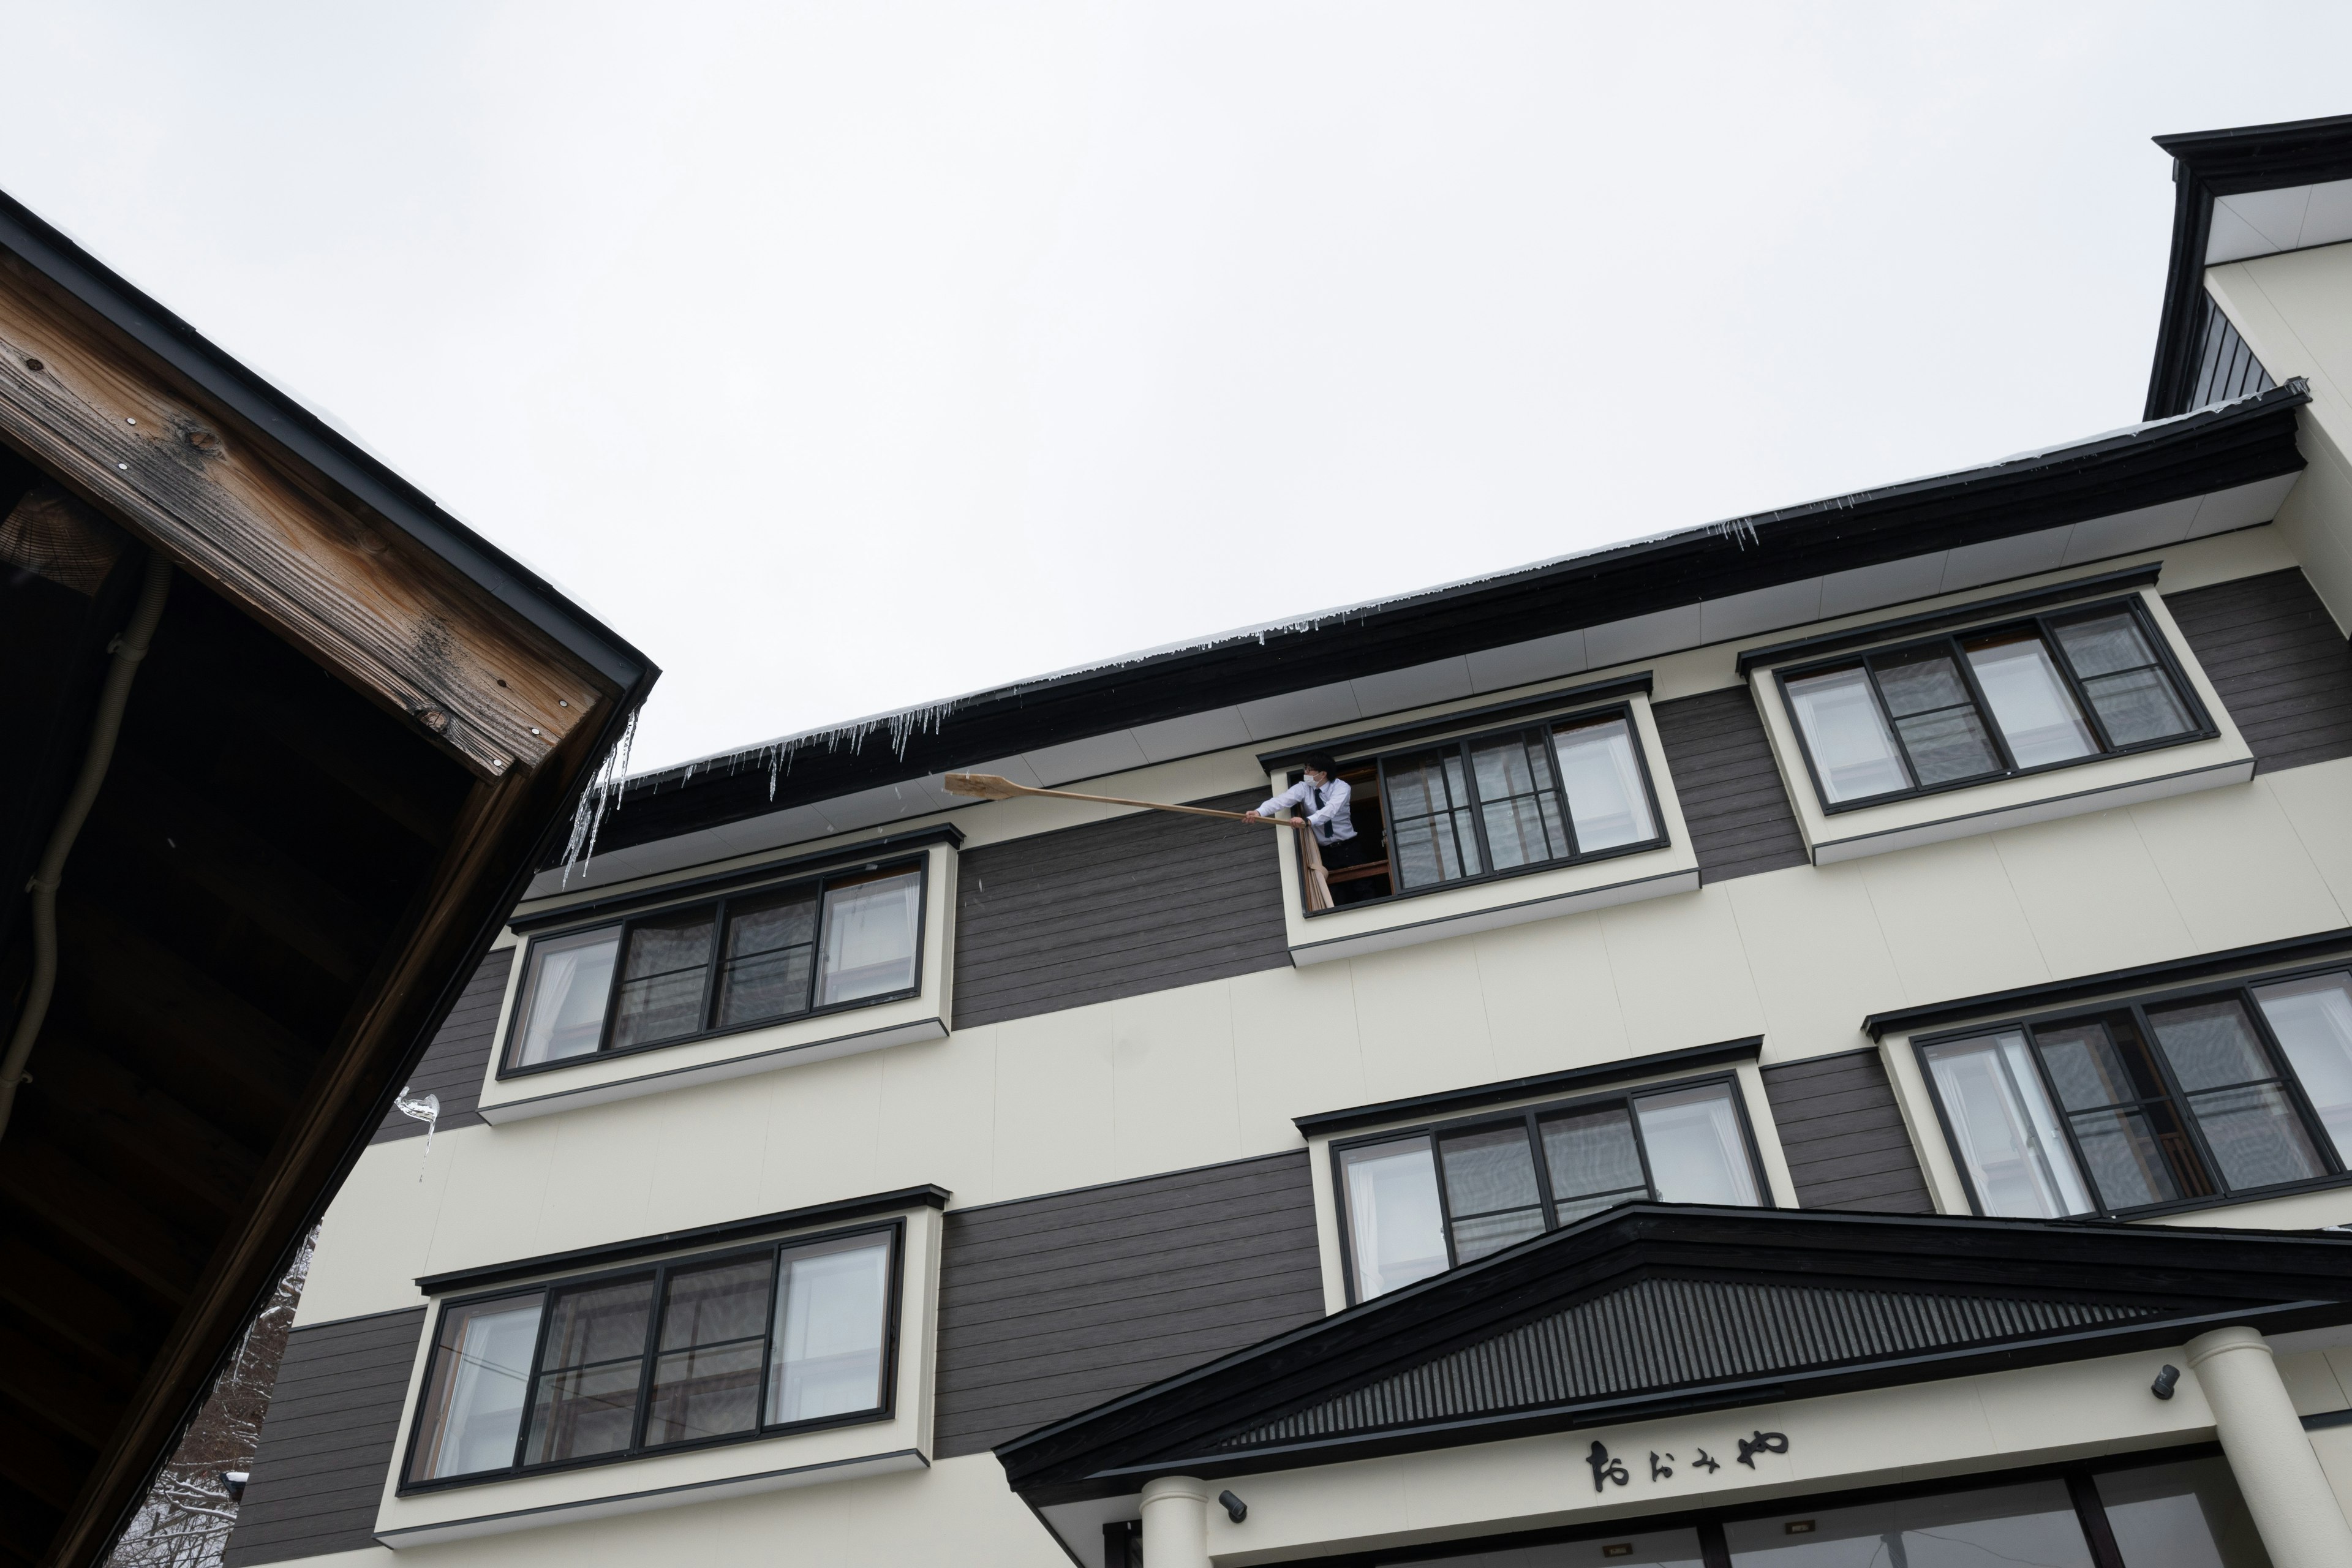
1771;592;2217;816
1912;959;2352;1221
1300;698;1672;915
497;856;931;1079
1328;1071;1771;1305
396;1218;907;1494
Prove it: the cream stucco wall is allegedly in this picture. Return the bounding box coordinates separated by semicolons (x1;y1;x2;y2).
262;514;2352;1568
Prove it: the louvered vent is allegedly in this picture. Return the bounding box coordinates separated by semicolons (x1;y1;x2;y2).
1226;1277;2155;1448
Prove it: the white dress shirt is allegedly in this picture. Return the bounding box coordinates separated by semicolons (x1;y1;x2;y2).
1258;776;1355;844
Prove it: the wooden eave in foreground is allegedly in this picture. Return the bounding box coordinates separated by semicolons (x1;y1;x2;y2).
0;192;654;1568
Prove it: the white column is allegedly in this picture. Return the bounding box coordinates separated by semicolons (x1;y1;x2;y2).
2187;1325;2352;1568
1140;1475;1212;1568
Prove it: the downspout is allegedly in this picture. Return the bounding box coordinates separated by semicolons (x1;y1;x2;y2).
0;549;172;1144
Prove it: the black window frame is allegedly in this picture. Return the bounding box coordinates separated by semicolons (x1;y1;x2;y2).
396;1218;907;1494
1298;699;1672;916
1771;592;2217;815
1913;958;2352;1221
498;854;932;1079
1328;1071;1772;1305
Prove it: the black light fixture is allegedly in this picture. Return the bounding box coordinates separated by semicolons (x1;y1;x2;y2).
1217;1490;1248;1523
220;1471;249;1502
2152;1364;2181;1400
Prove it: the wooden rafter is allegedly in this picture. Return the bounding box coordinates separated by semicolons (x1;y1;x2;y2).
0;255;600;778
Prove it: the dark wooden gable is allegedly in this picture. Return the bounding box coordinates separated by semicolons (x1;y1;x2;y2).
0;192;654;1568
995;1205;2352;1506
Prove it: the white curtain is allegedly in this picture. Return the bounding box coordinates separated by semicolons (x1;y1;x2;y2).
1341;1138;1448;1299
1634;1085;1759;1206
1924;1031;2092;1218
513;928;619;1066
769;1240;890;1423
816;873;921;1006
418;1298;543;1480
1553;718;1656;849
2255;972;2352;1164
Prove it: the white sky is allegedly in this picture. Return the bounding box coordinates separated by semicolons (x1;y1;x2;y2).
5;4;2350;772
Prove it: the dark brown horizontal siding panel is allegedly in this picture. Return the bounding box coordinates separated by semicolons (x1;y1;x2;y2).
933;1151;1322;1457
2167;568;2352;775
941;1245;1326;1341
952;791;1289;1030
1760;1051;1934;1215
944;1158;1319;1246
1650;688;1809;885
372;949;513;1143
222;1306;425;1567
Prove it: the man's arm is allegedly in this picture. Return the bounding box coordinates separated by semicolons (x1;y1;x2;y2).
1251;780;1310;819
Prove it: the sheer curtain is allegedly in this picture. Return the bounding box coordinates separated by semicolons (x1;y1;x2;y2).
1633;1085;1758;1205
768;1238;891;1422
1341;1138;1447;1299
2255;972;2352;1163
816;872;922;1005
512;928;620;1066
412;1297;544;1481
1923;1031;2092;1218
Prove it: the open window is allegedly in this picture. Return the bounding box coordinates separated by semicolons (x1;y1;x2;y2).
1280;701;1669;912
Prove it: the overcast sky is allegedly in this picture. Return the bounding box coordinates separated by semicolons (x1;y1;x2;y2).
5;4;2350;772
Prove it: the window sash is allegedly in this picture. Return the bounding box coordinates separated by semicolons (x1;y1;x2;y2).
1775;595;2207;812
1351;703;1666;905
503;859;929;1074
1917;971;2350;1220
1333;1074;1765;1303
402;1224;902;1490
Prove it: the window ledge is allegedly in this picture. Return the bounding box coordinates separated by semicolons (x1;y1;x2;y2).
1806;754;2253;865
475;1011;947;1124
376;1448;927;1550
1286;861;1696;966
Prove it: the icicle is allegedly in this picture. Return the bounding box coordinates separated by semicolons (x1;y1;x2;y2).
393;1087;440;1180
559;707;639;884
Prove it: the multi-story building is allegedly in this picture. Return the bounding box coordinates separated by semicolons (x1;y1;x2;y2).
224;112;2352;1568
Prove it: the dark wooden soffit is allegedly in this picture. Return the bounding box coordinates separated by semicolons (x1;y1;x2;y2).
0;199;649;778
0;195;656;1568
994;1204;2352;1502
2145;113;2352;419
586;386;2307;860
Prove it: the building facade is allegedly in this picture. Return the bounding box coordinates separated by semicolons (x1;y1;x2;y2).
223;115;2352;1568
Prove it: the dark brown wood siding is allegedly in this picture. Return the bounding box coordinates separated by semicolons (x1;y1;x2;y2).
2166;567;2352;774
951;791;1290;1030
1650;688;1809;884
932;1152;1325;1458
221;1306;424;1566
371;949;512;1144
1759;1050;1934;1213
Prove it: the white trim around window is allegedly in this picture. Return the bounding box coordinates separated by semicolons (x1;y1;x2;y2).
1269;689;1699;965
373;1200;945;1548
473;841;957;1123
1747;581;2254;864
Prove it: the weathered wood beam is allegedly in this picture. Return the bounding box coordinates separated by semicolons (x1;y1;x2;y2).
0;255;601;778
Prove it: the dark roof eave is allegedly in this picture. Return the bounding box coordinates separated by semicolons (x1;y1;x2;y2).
0;187;656;695
991;1202;2352;1501
578;385;2308;861
2144;113;2352;420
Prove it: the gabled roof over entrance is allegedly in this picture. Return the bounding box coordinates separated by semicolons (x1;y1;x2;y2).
995;1204;2352;1506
